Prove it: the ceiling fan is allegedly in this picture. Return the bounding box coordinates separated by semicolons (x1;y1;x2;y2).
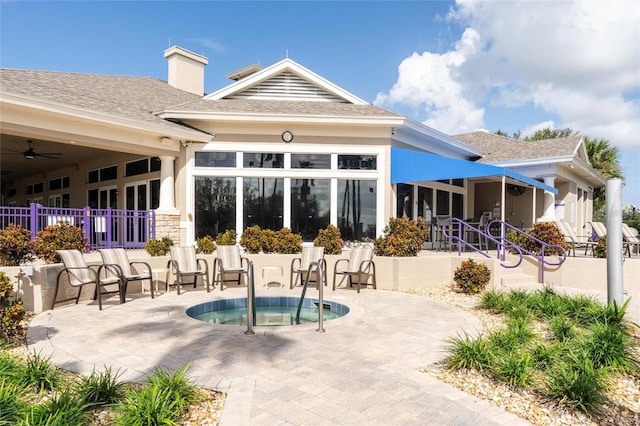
21;140;62;160
507;184;526;196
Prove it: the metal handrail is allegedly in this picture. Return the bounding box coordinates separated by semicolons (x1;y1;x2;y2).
244;261;256;335
295;260;326;333
442;218;568;283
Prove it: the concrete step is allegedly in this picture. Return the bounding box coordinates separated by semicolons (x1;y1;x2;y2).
500;272;538;288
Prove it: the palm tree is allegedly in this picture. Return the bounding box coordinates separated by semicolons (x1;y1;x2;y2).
584;136;623;180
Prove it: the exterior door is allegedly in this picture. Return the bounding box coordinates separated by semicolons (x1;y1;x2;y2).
87;186;117;244
125;182;148;247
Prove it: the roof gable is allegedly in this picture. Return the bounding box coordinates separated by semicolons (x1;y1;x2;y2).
204;58;368;104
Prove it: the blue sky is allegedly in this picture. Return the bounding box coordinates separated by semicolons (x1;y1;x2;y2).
1;1;638;208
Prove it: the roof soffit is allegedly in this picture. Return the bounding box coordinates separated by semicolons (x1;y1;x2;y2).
204;58;369;105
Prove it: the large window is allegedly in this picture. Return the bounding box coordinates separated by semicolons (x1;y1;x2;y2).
195;152;236;167
291;178;330;240
338;155;377;170
338;179;376;241
243;153;284;168
243;178;284;230
291;154;330;169
194;177;236;239
126;157;160;177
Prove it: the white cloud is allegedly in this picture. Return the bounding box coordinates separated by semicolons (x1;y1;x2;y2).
376;0;640;149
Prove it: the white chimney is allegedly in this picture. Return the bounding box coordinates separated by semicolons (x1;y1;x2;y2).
164;46;208;96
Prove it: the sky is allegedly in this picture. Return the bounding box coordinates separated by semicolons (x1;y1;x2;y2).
1;0;639;208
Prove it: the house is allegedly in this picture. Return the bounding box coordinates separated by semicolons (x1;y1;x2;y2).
0;46;604;246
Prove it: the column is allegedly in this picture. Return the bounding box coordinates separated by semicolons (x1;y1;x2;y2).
541;176;556;219
157;155;177;212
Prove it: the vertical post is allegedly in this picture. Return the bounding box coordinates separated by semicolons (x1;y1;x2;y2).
606;179;624;305
29;203;38;240
106;207;112;248
83;207;91;248
316;262;325;333
245;261;255;335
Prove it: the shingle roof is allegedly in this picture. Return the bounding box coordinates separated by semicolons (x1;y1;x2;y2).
454;131;582;163
160;98;401;117
0;68;201;132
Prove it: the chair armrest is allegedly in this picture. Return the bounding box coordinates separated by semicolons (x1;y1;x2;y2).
358;259;374;274
196;258;209;274
290;257;301;271
130;261;152;275
100;263;124;278
333;258;349;274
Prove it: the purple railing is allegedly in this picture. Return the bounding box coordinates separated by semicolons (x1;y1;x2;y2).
0;204;155;250
442;218;567;284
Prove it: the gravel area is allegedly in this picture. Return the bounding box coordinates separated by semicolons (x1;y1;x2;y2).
408;286;640;426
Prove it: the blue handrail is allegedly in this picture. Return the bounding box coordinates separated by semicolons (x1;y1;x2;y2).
442;218;567;283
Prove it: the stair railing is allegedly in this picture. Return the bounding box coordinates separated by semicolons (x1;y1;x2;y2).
442;218;568;283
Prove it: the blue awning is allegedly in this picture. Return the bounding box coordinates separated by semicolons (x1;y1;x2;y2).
390;147;558;194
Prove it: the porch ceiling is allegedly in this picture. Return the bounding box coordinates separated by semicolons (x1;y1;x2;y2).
390;147;558;194
1;135;105;183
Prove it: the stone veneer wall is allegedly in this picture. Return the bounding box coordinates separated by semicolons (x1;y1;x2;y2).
154;213;180;244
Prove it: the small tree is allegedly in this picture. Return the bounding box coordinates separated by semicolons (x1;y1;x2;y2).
0;224;34;266
374;217;428;257
313;225;343;255
33;223;90;264
0;271;25;340
196;235;216;254
453;259;491;294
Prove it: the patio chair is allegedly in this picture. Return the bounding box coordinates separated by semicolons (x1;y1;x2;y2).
98;248;154;299
166;246;211;295
622;223;640;257
554;220;596;256
213;245;249;291
588;221;607;241
53;249;123;310
289;246;327;289
332;245;376;293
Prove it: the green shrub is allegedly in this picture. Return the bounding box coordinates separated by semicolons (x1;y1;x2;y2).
240;225;263;253
0;379;27;425
216;229;237;246
584;322;638;374
273;228;302;254
374;217;428;257
313;224;343;255
545;352;609;415
195;235;216;254
33;223;90;264
445;332;493;372
0;271;25;341
491;351;536;389
453;259;491;294
26;387;91;425
77;366;125;407
0;224;34;266
518;222;570;256
116;364;201;425
144;237;172;256
549;315;576;342
593;236;607;258
24;350;61;393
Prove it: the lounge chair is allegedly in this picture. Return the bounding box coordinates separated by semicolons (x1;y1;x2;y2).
53;249;123;310
213;245;249;290
289;246;327;289
166;246;211;294
622;223;640;257
98;248;154;298
554;219;596;256
588;221;607;241
332;245;376;293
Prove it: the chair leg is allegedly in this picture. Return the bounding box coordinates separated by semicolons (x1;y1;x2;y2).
96;284;103;310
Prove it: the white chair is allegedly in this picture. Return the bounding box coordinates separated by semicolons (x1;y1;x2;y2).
555;220;596;256
213;245;249;290
622;223;640;257
53;249;123;310
98;248;154;298
290;246;326;289
166;246;211;294
332;245;376;293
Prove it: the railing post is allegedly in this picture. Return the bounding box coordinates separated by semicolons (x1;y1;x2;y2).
245;261;255;335
316;262;325;333
83;206;91;248
106;207;112;248
29;203;38;240
150;210;156;241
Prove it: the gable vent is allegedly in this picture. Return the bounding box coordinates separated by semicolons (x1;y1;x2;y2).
226;72;348;102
